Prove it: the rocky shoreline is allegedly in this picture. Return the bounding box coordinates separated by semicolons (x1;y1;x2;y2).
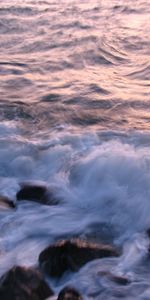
0;183;121;300
1;182;150;300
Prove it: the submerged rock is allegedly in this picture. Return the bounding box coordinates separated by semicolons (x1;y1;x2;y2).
58;286;83;300
79;221;119;244
0;266;54;300
0;195;15;210
39;239;119;277
146;228;150;239
98;271;130;285
16;183;60;205
111;274;130;285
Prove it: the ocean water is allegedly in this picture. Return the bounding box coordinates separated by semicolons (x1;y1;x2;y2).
0;0;150;299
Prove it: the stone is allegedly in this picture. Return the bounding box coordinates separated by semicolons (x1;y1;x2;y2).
146;228;150;239
0;265;54;300
58;286;83;300
79;221;118;244
111;274;130;285
0;195;15;210
16;183;60;205
39;239;119;277
98;271;130;285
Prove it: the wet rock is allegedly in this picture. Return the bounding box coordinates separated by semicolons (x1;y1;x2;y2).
39;239;119;277
79;221;119;244
111;274;130;285
58;286;83;300
0;265;54;300
146;228;150;239
146;229;150;253
0;195;15;210
98;271;130;285
16;183;60;205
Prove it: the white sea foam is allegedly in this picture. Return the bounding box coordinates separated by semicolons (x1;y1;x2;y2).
0;124;150;298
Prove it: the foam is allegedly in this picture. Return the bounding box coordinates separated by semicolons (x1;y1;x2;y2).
0;125;150;283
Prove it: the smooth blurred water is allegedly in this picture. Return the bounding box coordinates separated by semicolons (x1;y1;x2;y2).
0;1;150;299
0;0;149;131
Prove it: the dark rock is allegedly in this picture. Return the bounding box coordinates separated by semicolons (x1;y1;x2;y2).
98;271;130;285
146;228;150;239
58;286;83;300
39;239;120;277
80;221;119;244
0;265;54;300
0;195;15;210
16;184;60;205
111;274;130;285
146;229;150;253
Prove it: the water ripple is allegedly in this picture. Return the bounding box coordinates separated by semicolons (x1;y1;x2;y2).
0;0;149;132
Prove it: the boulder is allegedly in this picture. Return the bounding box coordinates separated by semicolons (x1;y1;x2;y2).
39;239;119;277
0;266;54;300
0;195;15;210
16;184;60;205
58;286;83;300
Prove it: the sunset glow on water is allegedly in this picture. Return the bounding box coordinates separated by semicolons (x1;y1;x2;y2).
0;0;149;130
0;1;150;299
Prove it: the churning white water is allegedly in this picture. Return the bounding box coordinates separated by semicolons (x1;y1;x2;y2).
0;123;150;298
0;0;150;298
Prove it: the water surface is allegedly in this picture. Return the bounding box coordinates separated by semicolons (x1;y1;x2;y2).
0;1;150;299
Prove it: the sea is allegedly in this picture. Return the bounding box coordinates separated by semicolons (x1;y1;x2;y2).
0;0;150;299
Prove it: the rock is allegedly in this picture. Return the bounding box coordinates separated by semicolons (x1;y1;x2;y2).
16;183;60;205
58;287;83;300
39;239;120;277
79;221;119;244
0;195;15;210
146;228;150;239
0;265;54;300
98;271;130;285
110;274;130;285
146;229;150;253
